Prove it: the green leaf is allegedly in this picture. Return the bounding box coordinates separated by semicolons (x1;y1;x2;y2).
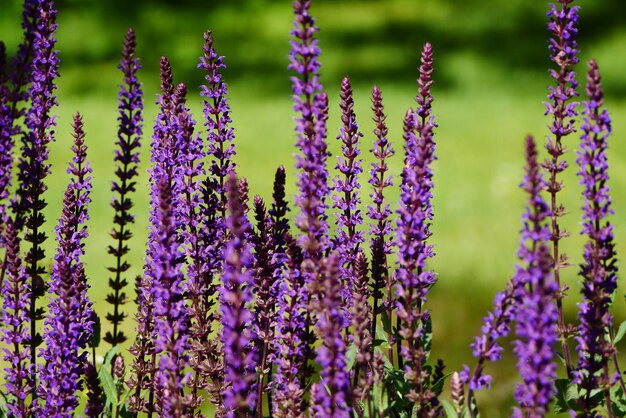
381;310;393;336
103;345;121;368
553;378;577;413
99;366;118;406
442;400;459;418
614;320;626;344
346;343;358;370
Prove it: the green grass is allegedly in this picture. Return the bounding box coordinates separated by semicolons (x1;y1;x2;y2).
2;0;626;414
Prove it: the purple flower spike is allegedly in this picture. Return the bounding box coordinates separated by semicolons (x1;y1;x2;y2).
310;253;351;418
463;136;552;409
332;76;364;312
291;0;330;260
0;0;38;229
220;173;258;418
129;57;176;415
105;27;143;347
351;251;374;406
512;243;558;418
1;221;32;418
272;234;307;418
13;0;59;389
543;0;580;373
395;43;440;414
150;177;192;417
573;60;617;416
367;85;394;341
199;30;236;223
38;113;94;417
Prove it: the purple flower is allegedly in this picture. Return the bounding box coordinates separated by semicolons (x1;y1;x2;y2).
367;85;394;342
129;57;176;415
251;196;278;414
512;244;558;417
13;0;59;390
395;43;440;413
543;0;580;374
351;251;374;406
310;253;351;418
1;221;33;418
150;177;192;417
291;0;330;260
332;76;364;312
573;60;617;416
199;30;236;222
272;234;308;418
146;79;193;416
220;173;258;417
105;27;143;347
38;113;94;417
463;136;551;402
0;0;38;228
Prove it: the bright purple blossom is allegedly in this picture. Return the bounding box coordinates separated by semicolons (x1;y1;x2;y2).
332;76;364;312
543;0;580;374
573;60;617;416
13;0;59;391
462;136;552;408
0;0;38;229
368;85;394;340
220;173;258;417
507;136;557;418
272;234;307;418
38;113;94;417
1;221;32;418
512;243;557;417
291;0;330;260
311;253;351;418
395;43;439;412
199;30;236;222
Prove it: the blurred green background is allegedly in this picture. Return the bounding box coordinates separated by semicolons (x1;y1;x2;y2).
2;0;626;415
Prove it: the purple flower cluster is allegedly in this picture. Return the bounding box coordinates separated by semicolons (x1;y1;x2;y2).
38;113;94;416
220;173;258;417
395;42;440;413
332;76;364;311
543;0;580;374
199;30;236;222
1;221;32;418
2;0;625;417
573;60;618;416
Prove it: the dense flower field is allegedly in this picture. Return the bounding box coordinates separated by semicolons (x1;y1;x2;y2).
0;0;623;416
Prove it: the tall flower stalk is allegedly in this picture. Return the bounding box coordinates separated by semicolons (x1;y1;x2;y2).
332;76;364;311
368;85;394;352
0;0;38;233
128;57;175;416
220;173;258;417
395;43;440;415
199;30;236;224
14;0;59;392
0;220;32;418
105;27;143;347
573;60;618;416
290;0;330;398
38;113;94;416
310;253;351;418
462;137;551;415
543;0;580;374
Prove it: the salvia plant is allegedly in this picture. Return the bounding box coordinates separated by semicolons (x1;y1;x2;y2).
0;0;625;417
